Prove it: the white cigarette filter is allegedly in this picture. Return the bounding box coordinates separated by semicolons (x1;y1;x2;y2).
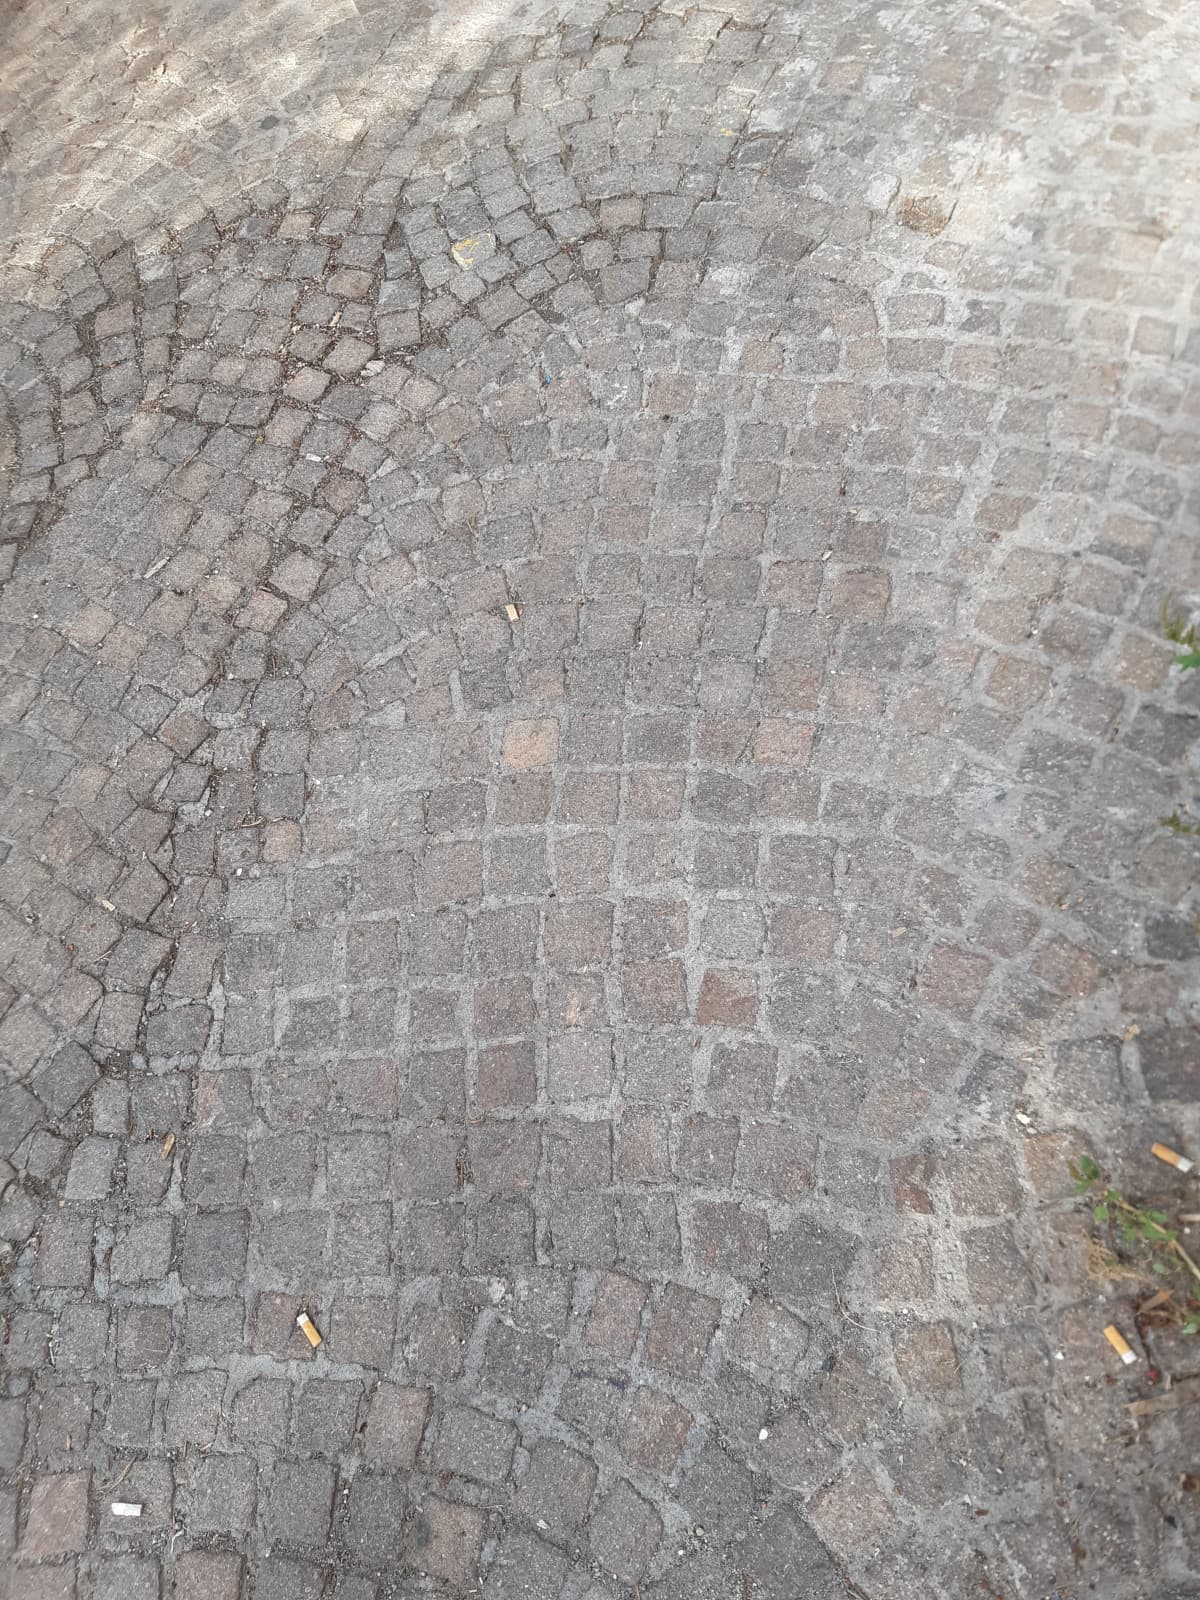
1103;1324;1137;1365
296;1311;323;1348
1152;1142;1194;1174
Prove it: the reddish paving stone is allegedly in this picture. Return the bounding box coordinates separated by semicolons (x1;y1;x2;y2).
19;1473;90;1559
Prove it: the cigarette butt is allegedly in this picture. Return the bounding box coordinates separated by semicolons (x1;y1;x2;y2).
296;1311;322;1348
1152;1142;1194;1174
111;1502;143;1517
161;1132;175;1159
1103;1324;1137;1365
505;603;521;622
101;899;116;912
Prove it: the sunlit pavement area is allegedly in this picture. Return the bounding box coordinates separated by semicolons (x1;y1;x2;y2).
1;0;1200;1594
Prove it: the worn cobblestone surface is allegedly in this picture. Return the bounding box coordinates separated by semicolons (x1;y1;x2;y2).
2;0;1200;1594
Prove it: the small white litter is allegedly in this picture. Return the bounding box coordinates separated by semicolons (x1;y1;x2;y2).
112;1502;143;1517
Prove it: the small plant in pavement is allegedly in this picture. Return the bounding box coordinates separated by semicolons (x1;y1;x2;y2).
1071;1155;1200;1334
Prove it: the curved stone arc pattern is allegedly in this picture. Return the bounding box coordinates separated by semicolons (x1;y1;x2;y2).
0;0;1199;1596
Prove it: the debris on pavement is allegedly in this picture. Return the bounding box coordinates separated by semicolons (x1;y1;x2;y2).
1138;1288;1174;1317
1152;1142;1194;1174
451;233;495;270
296;1311;323;1348
111;1502;143;1517
1128;1376;1200;1419
1104;1324;1138;1365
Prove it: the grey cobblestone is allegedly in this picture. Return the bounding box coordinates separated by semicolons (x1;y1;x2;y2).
1;0;1199;1594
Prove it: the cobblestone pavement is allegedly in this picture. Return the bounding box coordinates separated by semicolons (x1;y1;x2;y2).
2;0;1200;1594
